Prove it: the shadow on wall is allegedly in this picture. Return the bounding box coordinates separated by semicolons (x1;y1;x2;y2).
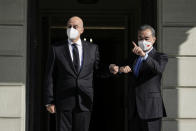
162;26;196;131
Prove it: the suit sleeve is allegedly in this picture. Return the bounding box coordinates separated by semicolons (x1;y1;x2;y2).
143;53;168;74
94;45;100;71
43;46;55;105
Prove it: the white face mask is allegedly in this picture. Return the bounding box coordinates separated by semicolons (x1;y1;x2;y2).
67;27;79;40
138;40;152;51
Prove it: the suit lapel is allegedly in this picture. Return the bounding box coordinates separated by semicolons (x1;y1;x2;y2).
63;40;78;75
140;48;156;72
148;48;156;57
78;41;88;75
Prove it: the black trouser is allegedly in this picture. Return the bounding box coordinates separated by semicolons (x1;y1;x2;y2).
128;112;162;131
56;109;91;131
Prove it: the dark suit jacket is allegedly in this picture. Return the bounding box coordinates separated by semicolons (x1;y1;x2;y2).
44;40;100;111
127;48;168;120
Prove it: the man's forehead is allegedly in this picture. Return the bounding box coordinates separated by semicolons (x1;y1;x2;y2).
67;17;83;25
68;20;80;24
138;29;152;36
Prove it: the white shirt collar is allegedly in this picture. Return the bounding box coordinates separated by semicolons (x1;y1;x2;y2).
146;47;153;54
68;38;82;46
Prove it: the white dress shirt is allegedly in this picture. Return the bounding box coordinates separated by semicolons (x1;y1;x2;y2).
142;47;153;60
68;39;83;68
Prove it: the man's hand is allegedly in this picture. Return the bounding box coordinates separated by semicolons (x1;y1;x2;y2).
120;66;132;73
132;41;145;57
109;64;119;75
46;104;56;114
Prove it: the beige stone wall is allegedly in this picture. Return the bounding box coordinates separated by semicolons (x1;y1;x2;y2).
158;0;196;130
0;0;27;131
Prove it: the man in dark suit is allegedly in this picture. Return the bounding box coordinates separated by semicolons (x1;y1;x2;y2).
44;16;103;131
110;25;168;131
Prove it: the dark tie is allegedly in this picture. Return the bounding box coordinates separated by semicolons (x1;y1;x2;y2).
72;44;80;73
133;56;142;77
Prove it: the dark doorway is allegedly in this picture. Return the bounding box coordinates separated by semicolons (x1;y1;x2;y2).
27;0;157;131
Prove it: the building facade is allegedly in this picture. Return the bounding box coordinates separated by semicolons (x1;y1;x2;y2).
0;0;27;131
0;0;195;131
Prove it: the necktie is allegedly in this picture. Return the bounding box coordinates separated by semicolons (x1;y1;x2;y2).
72;44;80;73
133;56;142;77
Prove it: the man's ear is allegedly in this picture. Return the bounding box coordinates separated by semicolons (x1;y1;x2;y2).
153;37;156;43
80;27;84;34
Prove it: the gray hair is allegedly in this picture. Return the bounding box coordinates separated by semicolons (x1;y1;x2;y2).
138;25;155;37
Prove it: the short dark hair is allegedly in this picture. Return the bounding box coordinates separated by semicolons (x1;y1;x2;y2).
138;25;155;37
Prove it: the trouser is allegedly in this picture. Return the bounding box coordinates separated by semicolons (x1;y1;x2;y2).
128;112;162;131
56;109;91;131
